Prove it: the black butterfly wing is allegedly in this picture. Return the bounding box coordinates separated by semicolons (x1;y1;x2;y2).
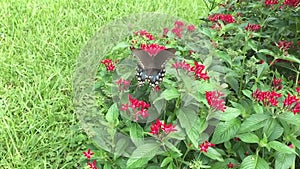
152;48;176;69
131;49;154;70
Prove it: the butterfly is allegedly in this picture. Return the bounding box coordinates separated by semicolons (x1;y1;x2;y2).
131;48;176;87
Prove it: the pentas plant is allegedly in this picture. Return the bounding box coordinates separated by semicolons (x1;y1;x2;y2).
90;19;231;169
195;0;300;168
88;1;300;168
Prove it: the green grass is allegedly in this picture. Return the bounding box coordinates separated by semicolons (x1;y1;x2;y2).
0;0;213;168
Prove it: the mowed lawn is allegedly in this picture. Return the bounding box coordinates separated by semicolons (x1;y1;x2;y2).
0;0;211;168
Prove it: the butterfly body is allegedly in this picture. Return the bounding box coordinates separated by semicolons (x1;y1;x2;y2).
132;48;176;87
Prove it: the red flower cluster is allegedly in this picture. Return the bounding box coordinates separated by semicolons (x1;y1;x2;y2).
172;61;210;81
88;160;98;169
284;0;300;7
163;20;196;38
116;78;130;91
265;0;300;7
244;23;261;32
134;30;155;40
83;149;94;160
206;91;226;112
208;14;235;30
284;93;300;114
172;60;191;71
172;20;185;39
150;119;177;135
265;0;278;5
272;78;283;90
140;43;166;56
208;14;235;23
252;89;282;106
227;162;234;168
297;87;300;93
199;141;215;153
277;40;293;51
191;62;210;80
163;28;169;36
187;24;196;32
120;94;150;121
83;149;98;169
101;59;116;71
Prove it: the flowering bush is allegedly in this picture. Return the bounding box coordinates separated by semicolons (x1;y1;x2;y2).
80;1;300;169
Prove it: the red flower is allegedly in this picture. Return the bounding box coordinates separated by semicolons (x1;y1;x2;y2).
190;61;210;80
189;50;195;55
163;28;169;36
283;93;298;107
174;20;185;28
101;59;116;71
120;103;129;111
172;60;191;71
233;137;241;141
171;27;183;39
199;141;215;153
296;87;300;93
208;14;235;24
150;119;163;135
140;43;166;56
120;94;151;120
116;78;131;91
87;160;98;169
206;91;226;112
134;30;155;40
265;0;278;5
227;162;234;168
278;40;293;51
252;89;282;106
162;123;177;134
244;23;261;32
150;119;176;135
293;103;300;115
187;24;196;32
283;0;300;7
272;78;283;90
83;149;94;160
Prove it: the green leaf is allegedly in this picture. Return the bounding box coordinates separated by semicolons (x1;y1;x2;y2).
177;108;205;148
237;133;260;144
253;103;264;114
216;50;232;66
211;118;241;144
224;74;239;93
163;141;182;156
240;155;269;169
204;147;224;162
268;141;297;155
275;152;295;169
242;90;252;99
263;118;283;141
127;142;161;168
161;157;173;168
112;41;131;51
256;62;268;78
129;123;144;146
258;49;275;57
238;113;270;133
278;112;300;127
277;54;300;64
105;103;119;126
220;107;241;121
153;88;180;103
248;40;258;52
114;137;130;159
